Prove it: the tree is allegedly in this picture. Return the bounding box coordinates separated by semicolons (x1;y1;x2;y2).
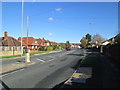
66;41;71;47
80;37;88;48
92;34;105;45
85;33;92;43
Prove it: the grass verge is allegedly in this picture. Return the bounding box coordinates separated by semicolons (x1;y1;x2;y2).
0;51;46;59
0;54;26;59
80;55;100;67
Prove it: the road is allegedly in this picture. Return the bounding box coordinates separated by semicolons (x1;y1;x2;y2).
1;49;86;89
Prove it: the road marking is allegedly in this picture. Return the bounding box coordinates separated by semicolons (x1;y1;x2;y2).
46;59;54;62
0;69;24;77
37;59;46;63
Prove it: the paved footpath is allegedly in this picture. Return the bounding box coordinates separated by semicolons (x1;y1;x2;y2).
0;61;35;75
53;52;120;88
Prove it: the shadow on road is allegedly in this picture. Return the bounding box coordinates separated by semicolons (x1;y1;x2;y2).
67;54;84;56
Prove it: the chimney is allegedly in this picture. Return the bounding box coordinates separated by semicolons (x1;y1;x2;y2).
4;32;8;39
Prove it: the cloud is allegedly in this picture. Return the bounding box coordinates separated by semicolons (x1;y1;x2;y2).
48;32;53;36
55;8;62;12
48;17;54;21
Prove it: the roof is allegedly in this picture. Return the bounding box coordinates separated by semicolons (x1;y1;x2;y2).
115;33;120;43
109;33;120;43
18;37;39;46
36;38;52;45
1;36;22;46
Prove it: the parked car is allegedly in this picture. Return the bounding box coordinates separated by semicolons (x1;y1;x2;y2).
66;47;71;51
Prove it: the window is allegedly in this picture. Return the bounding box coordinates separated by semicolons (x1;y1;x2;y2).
35;46;37;48
32;46;34;49
34;40;37;43
47;43;50;46
10;38;13;41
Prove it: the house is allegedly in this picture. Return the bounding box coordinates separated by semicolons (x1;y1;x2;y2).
0;32;23;56
36;38;51;47
51;41;58;46
102;40;110;45
104;33;120;45
41;38;51;46
71;43;80;48
114;33;120;43
18;37;39;53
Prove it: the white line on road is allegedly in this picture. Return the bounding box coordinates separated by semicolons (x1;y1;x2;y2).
46;59;54;62
0;69;24;77
37;59;46;63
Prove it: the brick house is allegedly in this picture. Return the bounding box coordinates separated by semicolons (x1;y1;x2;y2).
36;38;51;47
0;32;23;56
18;37;39;53
51;42;58;46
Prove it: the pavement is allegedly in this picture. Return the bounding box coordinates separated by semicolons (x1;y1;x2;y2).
52;51;120;88
1;62;35;75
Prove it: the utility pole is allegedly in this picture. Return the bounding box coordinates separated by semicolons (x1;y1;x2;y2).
26;16;29;48
21;0;24;57
25;16;30;63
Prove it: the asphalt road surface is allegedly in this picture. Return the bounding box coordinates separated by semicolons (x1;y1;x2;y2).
1;49;86;89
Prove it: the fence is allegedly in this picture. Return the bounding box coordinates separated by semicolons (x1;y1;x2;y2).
103;44;120;64
0;46;23;56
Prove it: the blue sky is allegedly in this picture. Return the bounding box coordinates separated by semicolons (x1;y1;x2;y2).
2;2;118;43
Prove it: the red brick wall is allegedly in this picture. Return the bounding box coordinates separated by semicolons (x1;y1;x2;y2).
30;50;38;53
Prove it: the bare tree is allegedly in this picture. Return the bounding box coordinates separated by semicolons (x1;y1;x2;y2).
92;34;105;45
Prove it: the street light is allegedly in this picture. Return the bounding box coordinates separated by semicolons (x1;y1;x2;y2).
21;0;24;57
25;16;31;63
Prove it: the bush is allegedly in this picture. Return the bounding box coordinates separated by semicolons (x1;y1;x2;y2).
39;46;46;51
53;45;59;50
46;46;53;51
58;46;63;50
39;46;64;51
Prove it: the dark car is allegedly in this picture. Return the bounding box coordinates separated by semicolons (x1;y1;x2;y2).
66;47;71;51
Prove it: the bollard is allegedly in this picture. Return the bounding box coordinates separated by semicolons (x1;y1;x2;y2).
25;53;30;62
100;46;103;53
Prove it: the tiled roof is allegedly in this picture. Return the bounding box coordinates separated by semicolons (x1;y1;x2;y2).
1;36;22;46
18;37;39;46
35;38;42;45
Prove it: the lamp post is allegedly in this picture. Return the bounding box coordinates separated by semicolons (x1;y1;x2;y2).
27;16;29;48
21;0;24;57
25;16;30;63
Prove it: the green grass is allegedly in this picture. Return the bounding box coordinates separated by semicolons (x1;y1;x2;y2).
0;54;25;59
30;51;45;55
0;52;46;59
81;56;99;67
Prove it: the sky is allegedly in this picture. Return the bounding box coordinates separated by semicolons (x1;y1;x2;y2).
2;2;118;43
